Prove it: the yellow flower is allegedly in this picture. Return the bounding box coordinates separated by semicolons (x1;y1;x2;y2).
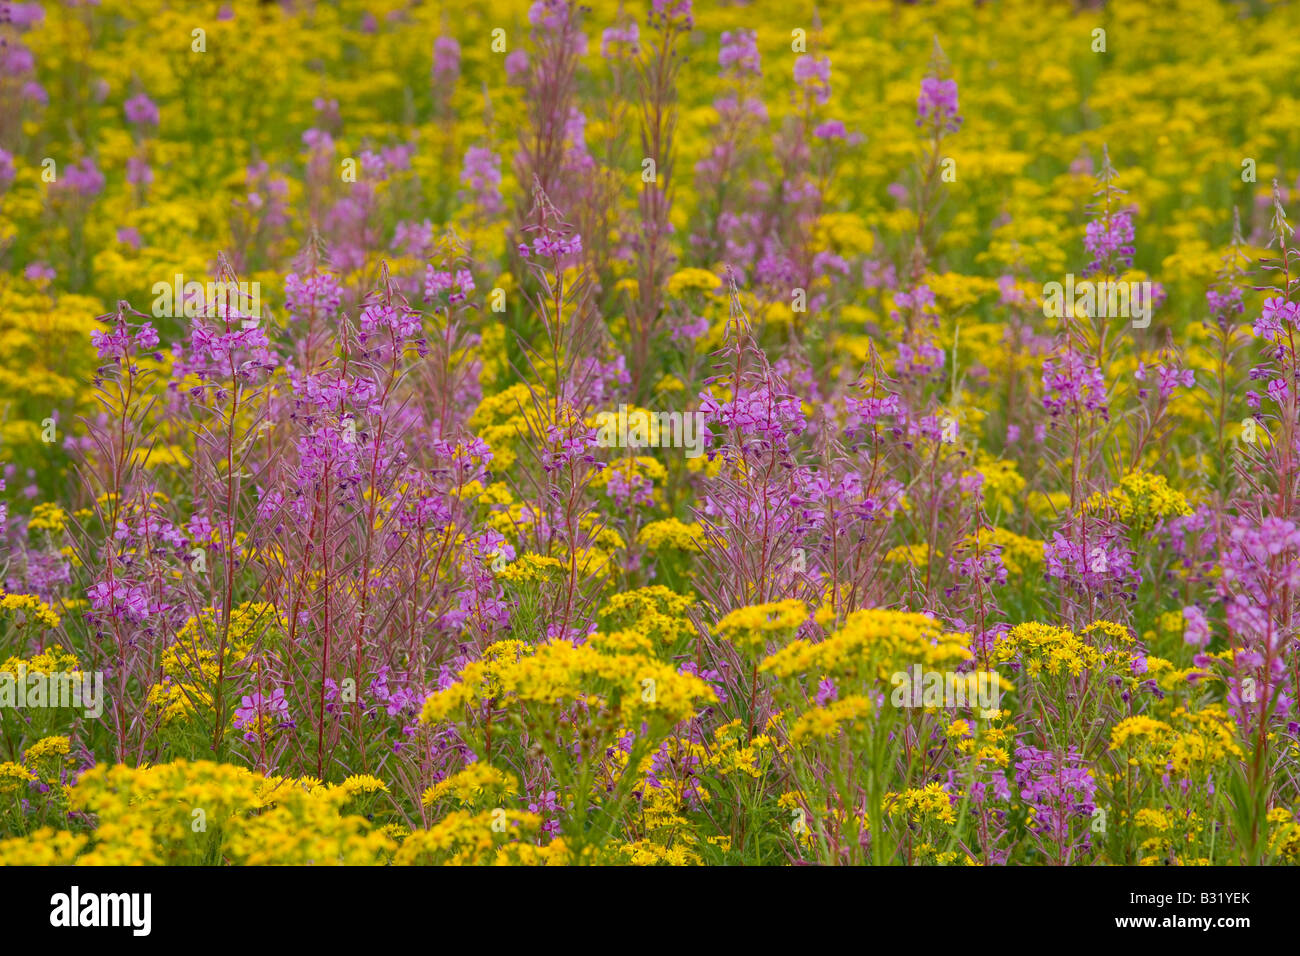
421;640;715;727
790;695;873;743
1082;471;1193;531
715;599;809;653
421;765;518;810
495;552;564;583
639;517;705;552
26;502;68;534
0;590;62;629
394;809;555;866
340;774;389;796
764;608;969;682
665;268;723;298
0;762;36;795
23;735;71;764
884;542;932;569
0;828;89;865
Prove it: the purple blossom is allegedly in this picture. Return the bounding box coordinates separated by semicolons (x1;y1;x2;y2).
0;149;15;191
1083;208;1136;275
601;23;639;58
917;76;961;131
1014;745;1097;861
124;93;159;127
719;29;760;76
86;579;156;622
1041;351;1108;417
284;271;343;319
793;55;831;105
23;262;54;283
433;36;461;83
1183;605;1211;648
461;146;503;215
233;688;292;740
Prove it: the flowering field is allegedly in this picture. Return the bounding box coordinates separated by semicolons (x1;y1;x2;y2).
0;0;1298;869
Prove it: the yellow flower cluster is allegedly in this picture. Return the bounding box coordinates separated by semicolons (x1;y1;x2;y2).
638;517;705;552
789;696;874;744
965;456;1026;515
619;839;703;866
599;586;695;646
421;639;716;727
883;783;958;827
421;764;519;810
21;736;74;786
763;608;969;683
0;590;63;629
143;602;284;724
1;645;79;677
26;502;69;534
1083;471;1194;531
884;543;932;569
715;599;809;654
495;553;564;583
1267;809;1300;863
0;762;37;795
591;455;668;506
705;720;779;778
995;622;1136;680
467;383;541;471
1109;706;1242;776
394;809;567;866
340;774;390;796
0;760;396;865
665;268;723;298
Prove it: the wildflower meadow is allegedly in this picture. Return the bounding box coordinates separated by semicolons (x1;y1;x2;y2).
0;0;1297;895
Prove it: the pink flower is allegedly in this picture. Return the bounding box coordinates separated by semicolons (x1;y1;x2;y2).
124;93;159;126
